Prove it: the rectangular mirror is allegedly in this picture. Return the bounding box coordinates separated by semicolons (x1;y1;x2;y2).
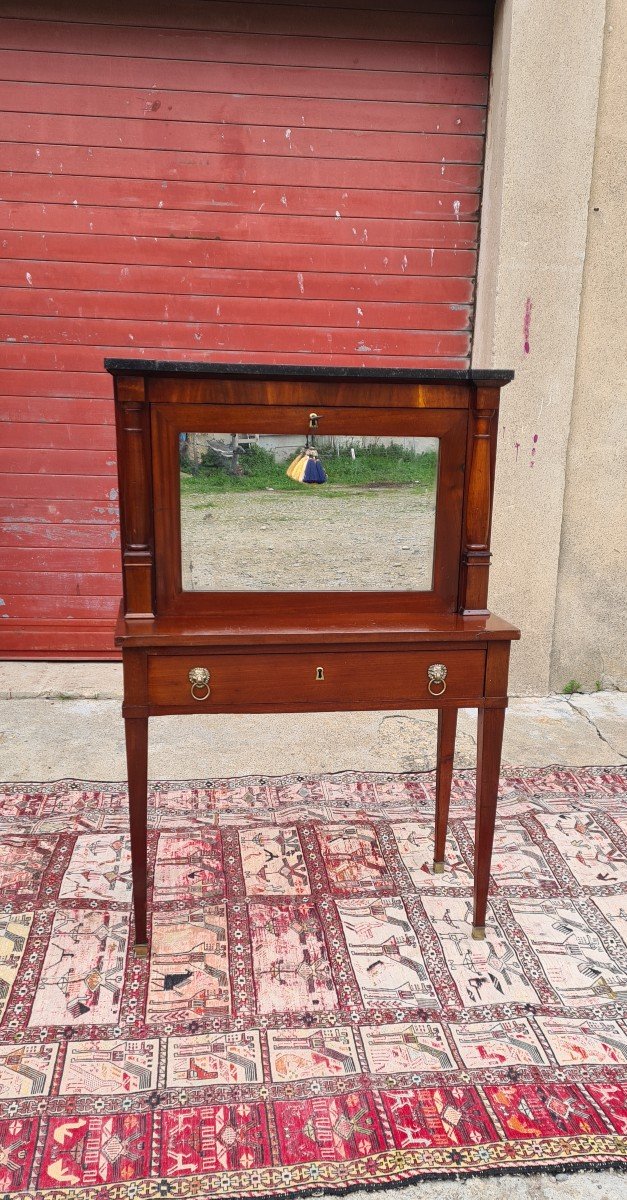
179;433;438;592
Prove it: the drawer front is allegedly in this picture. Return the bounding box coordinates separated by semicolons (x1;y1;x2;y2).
147;648;485;711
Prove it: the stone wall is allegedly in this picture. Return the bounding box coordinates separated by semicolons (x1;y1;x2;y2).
474;0;625;694
551;0;627;692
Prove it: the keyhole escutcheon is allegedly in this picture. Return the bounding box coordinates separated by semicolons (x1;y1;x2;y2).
316;666;325;681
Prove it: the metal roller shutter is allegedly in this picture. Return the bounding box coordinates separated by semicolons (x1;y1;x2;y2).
0;0;493;656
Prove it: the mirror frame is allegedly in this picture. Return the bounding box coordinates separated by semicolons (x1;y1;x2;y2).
110;364;514;628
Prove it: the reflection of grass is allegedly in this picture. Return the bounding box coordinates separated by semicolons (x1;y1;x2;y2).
181;443;437;495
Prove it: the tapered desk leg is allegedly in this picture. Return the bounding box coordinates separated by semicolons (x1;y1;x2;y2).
472;705;506;939
433;707;457;873
125;716;149;956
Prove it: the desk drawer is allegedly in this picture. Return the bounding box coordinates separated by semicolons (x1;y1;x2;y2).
147;648;485;711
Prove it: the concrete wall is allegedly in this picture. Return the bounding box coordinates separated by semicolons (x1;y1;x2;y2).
474;0;615;694
551;0;627;692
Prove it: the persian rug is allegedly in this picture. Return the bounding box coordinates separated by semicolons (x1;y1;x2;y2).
0;767;626;1199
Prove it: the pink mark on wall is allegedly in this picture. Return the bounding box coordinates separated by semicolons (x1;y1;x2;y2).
523;298;533;354
530;432;538;467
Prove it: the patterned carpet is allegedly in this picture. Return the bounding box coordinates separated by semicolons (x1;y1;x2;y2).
0;767;626;1198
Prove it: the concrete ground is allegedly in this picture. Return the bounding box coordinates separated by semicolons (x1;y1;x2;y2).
0;663;625;1198
0;662;624;781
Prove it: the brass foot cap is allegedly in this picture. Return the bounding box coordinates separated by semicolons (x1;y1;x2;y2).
471;926;486;941
433;862;445;874
134;943;149;958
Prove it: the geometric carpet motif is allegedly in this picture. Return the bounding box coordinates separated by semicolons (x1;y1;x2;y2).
0;767;626;1197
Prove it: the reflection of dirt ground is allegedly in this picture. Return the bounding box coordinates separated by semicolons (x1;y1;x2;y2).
181;487;435;592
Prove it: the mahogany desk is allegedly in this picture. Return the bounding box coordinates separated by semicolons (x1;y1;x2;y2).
107;361;520;954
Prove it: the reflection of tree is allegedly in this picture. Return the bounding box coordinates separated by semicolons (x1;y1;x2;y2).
179;432;210;473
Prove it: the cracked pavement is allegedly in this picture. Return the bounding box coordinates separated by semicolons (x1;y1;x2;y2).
0;662;624;782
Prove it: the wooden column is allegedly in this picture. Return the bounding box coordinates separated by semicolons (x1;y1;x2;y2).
460;384;500;614
114;375;155;617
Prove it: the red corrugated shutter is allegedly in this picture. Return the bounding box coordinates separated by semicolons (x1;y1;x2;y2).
0;0;493;657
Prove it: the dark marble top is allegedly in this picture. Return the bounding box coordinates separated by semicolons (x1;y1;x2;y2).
104;359;514;385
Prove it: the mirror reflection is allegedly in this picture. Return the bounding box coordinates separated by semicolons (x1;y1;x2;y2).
180;433;438;591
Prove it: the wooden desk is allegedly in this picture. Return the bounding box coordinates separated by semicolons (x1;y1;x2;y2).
108;362;520;953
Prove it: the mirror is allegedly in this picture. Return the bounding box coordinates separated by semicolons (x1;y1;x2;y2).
180;433;438;592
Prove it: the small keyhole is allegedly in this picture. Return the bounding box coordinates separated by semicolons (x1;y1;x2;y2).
316;667;325;681
309;412;319;429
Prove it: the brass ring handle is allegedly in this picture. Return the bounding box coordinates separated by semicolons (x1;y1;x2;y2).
427;663;447;696
189;667;210;702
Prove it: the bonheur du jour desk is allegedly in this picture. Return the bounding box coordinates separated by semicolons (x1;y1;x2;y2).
106;361;520;955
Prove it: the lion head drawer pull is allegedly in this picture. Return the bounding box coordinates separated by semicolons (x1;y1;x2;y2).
427;663;447;696
188;666;211;701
